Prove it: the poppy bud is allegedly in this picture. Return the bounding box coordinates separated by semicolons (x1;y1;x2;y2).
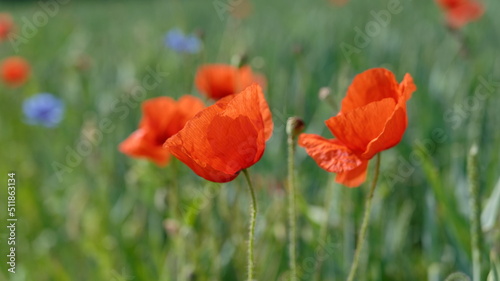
286;117;305;139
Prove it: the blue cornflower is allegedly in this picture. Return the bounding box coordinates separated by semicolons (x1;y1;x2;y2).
164;28;202;54
22;93;64;128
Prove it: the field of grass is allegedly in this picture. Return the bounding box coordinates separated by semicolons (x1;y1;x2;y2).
1;0;500;280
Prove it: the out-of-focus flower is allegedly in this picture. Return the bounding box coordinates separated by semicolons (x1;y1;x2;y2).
299;68;416;187
119;95;205;166
0;56;31;87
195;64;266;100
0;13;14;42
164;28;202;54
23;93;65;128
436;0;484;29
165;84;273;183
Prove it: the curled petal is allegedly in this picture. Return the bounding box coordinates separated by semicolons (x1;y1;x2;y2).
298;134;363;173
362;104;407;159
326;98;397;157
399;73;417;101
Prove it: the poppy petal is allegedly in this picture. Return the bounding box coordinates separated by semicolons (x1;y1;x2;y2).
363;104;407;159
335;160;369;187
298;134;363;173
119;129;171;166
140;97;177;132
340;68;400;113
165;84;269;183
255;85;273;140
195;64;237;99
399;73;417;101
171;95;206;134
326;98;397;157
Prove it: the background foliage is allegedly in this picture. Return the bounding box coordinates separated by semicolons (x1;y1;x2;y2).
0;0;499;280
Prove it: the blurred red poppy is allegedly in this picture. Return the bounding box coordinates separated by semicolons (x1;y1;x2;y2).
0;56;30;87
119;95;205;166
0;13;14;42
195;64;266;100
299;68;416;187
436;0;484;29
165;84;273;183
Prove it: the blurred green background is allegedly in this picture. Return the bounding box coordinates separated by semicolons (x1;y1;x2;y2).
1;0;499;280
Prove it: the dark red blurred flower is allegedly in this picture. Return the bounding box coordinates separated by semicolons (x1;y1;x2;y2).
436;0;484;29
0;56;30;87
119;95;205;166
195;64;266;100
299;68;416;187
0;13;14;42
165;84;273;183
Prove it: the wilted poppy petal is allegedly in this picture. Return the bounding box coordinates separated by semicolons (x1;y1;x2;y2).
119;129;171;166
298;134;363;173
326;98;396;157
340;68;400;113
335;160;369;188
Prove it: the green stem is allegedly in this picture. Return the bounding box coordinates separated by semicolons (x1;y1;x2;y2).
346;153;381;281
467;144;482;281
287;132;298;281
243;169;257;281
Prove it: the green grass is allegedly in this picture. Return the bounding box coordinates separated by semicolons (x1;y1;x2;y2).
1;0;500;280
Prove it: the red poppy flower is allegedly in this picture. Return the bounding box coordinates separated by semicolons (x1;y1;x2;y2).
195;64;266;100
436;0;484;29
0;13;14;42
119;95;205;166
299;68;416;187
1;56;30;87
165;83;273;183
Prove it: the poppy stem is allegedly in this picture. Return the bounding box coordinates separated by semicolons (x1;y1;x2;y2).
346;153;381;281
242;168;257;281
287;122;299;281
467;144;482;281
